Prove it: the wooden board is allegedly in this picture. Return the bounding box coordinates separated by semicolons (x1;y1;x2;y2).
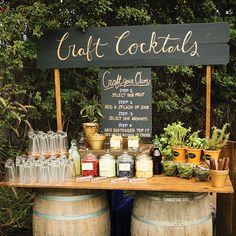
37;23;230;68
0;175;233;193
217;141;236;236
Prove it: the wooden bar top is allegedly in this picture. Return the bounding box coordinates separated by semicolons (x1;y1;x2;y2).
0;175;233;193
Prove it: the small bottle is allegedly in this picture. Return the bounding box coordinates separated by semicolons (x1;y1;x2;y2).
152;142;162;175
68;140;81;176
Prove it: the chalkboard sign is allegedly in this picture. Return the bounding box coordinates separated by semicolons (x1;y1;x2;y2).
37;23;230;68
100;68;152;137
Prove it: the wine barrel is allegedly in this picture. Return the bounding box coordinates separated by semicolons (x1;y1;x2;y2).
33;189;110;236
131;192;212;236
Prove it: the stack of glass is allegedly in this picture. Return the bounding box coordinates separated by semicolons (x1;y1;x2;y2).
4;130;74;183
28;131;68;158
4;155;76;183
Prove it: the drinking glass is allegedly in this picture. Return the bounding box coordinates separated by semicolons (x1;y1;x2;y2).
28;134;39;156
58;132;68;155
16;160;25;182
50;160;61;182
39;133;49;156
38;162;50;183
23;161;34;183
4;161;16;182
64;160;75;181
48;134;58;156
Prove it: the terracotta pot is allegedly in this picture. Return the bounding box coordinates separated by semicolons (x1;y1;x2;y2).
209;169;229;188
172;147;186;163
187;148;202;165
203;149;221;162
83;123;99;138
87;134;106;150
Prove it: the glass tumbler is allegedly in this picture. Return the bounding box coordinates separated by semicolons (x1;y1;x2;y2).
4;160;16;182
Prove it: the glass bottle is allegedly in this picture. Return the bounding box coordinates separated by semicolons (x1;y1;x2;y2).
135;153;153;178
68;139;81;176
152;142;163;175
117;152;134;177
99;150;116;177
81;151;98;176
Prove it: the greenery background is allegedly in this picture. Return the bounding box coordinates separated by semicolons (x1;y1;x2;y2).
0;0;235;235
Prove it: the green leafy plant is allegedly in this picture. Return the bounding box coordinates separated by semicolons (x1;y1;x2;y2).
163;122;191;147
153;134;174;160
79;97;104;123
204;123;230;150
0;187;34;236
187;130;206;149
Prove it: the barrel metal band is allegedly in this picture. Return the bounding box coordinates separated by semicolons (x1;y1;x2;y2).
33;206;109;221
36;191;104;202
138;192;207;202
132;213;212;227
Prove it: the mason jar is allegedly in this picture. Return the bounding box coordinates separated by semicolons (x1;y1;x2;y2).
81;151;98;176
135;153;153;178
117;152;134;177
99;151;116;177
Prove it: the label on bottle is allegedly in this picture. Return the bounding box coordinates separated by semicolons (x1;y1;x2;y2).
110;139;121;148
119;163;131;171
153;149;161;156
100;160;115;171
82;163;93;171
188;153;196;159
173;151;179;157
128;140;139;149
137;161;150;171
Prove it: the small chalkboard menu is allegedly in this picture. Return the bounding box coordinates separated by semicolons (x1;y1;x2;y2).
100;68;152;137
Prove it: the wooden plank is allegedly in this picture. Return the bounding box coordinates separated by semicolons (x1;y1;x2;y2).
217;141;236;236
205;65;211;138
37;23;230;68
54;68;62;131
0;175;233;193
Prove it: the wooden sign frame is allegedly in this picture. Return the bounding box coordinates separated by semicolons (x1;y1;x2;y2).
44;23;230;137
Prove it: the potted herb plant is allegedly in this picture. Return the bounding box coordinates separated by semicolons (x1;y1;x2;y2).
203;123;230;161
80;97;104;139
186;130;205;165
163;122;191;163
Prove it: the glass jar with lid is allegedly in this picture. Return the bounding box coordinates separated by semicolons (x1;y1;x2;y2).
99;150;116;177
117;152;134;177
81;151;98;176
135;153;153;178
110;134;123;150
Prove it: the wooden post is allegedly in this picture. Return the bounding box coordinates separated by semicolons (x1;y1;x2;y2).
206;65;211;138
54;68;62;132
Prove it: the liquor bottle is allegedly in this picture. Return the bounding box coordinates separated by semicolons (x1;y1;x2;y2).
152;142;162;175
68;139;81;176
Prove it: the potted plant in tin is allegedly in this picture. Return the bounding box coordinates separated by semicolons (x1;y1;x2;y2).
80;97;104;139
186;130;205;165
203;123;230;161
163;122;191;163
